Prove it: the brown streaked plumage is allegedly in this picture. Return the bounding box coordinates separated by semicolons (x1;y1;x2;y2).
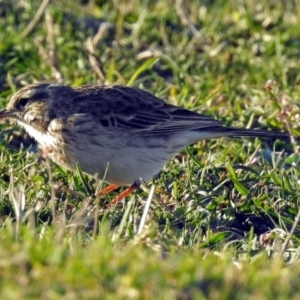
0;83;290;205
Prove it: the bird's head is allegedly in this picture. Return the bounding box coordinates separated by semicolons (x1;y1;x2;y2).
1;83;55;122
0;83;74;131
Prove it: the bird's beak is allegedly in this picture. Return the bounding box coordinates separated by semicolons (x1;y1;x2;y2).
0;109;14;119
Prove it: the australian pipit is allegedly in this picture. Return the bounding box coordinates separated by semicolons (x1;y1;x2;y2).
0;83;289;205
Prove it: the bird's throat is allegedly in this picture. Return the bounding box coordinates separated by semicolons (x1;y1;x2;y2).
16;118;57;147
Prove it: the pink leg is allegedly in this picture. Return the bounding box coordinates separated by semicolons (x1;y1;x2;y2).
96;184;119;196
106;183;139;207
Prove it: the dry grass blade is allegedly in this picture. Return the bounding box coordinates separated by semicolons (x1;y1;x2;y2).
42;150;56;226
280;208;300;257
84;23;110;83
138;184;155;234
44;10;63;82
175;0;207;43
21;0;52;38
9;170;25;240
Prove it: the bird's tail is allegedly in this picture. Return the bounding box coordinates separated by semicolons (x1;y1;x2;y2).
221;126;290;139
193;126;290;140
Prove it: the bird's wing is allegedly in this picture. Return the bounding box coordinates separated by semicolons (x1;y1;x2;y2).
71;85;223;135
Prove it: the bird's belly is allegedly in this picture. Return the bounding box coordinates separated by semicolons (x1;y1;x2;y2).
63;140;171;186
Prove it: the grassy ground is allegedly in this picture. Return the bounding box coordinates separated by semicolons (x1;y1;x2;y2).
1;0;300;298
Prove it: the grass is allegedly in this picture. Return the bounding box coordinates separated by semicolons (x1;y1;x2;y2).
1;0;300;298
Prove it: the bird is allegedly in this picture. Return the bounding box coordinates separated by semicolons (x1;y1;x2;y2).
0;83;290;206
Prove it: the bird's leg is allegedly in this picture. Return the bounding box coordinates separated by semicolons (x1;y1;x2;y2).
96;184;119;196
106;183;139;207
39;145;53;159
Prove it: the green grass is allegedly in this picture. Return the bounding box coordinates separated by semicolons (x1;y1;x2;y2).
1;0;300;298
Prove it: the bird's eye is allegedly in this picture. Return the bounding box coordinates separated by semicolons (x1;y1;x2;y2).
17;98;29;110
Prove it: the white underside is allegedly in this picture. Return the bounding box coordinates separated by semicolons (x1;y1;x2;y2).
17;120;57;147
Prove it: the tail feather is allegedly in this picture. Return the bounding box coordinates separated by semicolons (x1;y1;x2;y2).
194;126;290;140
